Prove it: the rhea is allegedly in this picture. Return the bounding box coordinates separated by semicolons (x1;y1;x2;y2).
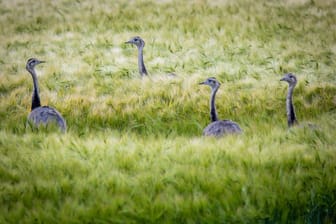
125;36;148;76
280;73;298;128
199;77;242;137
26;58;66;132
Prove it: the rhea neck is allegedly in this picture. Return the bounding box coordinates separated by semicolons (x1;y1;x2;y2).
286;84;297;127
209;85;219;122
27;66;41;111
137;45;148;76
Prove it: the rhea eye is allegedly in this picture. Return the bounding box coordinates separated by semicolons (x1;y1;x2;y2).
134;38;138;41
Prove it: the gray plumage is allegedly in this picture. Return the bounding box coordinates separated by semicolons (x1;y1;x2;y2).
199;77;242;137
280;73;298;128
26;58;66;132
125;36;148;76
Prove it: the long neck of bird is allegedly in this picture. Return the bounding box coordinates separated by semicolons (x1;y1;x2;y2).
29;68;41;110
210;86;219;122
138;46;148;76
286;85;297;127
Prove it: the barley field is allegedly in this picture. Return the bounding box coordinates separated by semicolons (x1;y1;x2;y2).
1;0;336;223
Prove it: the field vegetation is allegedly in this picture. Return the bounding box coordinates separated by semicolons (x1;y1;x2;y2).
0;0;336;223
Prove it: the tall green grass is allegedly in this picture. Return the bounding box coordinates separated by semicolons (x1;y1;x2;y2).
1;0;336;223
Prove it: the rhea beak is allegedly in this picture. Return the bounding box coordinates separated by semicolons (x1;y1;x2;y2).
199;81;205;85
125;40;132;44
39;60;46;64
280;77;286;82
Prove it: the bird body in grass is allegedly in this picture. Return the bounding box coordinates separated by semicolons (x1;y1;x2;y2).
199;77;242;137
26;58;66;132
